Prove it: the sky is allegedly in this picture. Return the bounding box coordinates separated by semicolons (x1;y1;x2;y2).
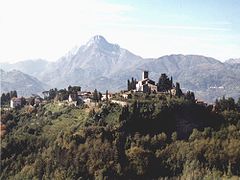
0;0;240;63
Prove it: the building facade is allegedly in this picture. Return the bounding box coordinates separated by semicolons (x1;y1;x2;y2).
10;97;22;108
136;71;158;93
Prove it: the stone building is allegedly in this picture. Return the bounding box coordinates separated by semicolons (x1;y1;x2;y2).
10;97;22;108
136;71;157;93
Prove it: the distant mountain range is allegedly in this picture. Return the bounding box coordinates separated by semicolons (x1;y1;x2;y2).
0;59;49;77
1;35;240;102
0;69;46;97
225;58;240;64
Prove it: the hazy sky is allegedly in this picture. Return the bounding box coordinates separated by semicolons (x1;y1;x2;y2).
0;0;239;62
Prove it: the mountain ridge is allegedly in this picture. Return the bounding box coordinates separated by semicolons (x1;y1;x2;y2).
0;69;46;97
0;35;239;102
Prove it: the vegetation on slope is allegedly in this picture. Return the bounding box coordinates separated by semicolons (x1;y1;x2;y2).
1;95;240;179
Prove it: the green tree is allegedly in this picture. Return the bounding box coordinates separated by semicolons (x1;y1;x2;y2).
157;73;172;92
98;92;102;101
1;93;6;105
175;82;182;98
10;90;17;98
185;91;195;102
48;88;58;100
93;89;99;102
127;80;131;91
106;90;109;102
215;97;236;112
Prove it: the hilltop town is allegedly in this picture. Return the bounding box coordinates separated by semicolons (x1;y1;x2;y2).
1;71;202;110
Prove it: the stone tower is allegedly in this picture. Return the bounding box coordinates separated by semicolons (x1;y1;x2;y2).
142;71;149;80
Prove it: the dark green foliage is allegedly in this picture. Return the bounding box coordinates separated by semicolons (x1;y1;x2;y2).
1;95;240;179
175;82;183;97
48;88;58;100
56;89;69;101
185;91;195;102
93;89;99;102
10;90;18;98
1;93;8;106
1;90;18;106
127;77;137;91
43;86;82;101
106;90;109;102
68;85;81;92
157;73;173;92
215;96;238;112
98;92;102;101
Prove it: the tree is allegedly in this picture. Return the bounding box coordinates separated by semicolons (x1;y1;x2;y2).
93;89;99;102
126;146;153;176
186;91;195;102
10;90;17;98
131;77;135;90
237;98;240;112
1;93;6;105
58;89;69;101
21;97;27;106
127;80;131;91
98;92;102;101
106;90;109;102
157;73;172;92
49;88;58;100
127;77;137;91
6;92;11;102
1;92;11;106
68;86;81;93
175;82;182;98
215;96;236;112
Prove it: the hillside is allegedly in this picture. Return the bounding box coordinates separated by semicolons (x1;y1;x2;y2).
0;69;46;97
1;94;240;179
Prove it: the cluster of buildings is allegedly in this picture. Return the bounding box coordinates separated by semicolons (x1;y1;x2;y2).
6;71;208;109
129;71;178;95
68;91;92;106
69;90;113;106
8;87;114;109
10;95;43;109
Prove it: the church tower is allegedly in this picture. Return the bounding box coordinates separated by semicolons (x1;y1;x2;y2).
142;71;149;80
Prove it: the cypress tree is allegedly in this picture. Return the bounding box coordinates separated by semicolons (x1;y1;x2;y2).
106;90;109;102
93;89;99;102
175;82;182;98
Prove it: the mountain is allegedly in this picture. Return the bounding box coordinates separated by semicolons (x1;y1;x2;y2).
0;69;46;97
225;58;240;64
0;59;49;77
38;35;144;90
1;35;240;102
136;55;240;102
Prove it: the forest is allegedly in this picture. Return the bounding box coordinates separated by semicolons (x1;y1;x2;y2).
1;93;240;179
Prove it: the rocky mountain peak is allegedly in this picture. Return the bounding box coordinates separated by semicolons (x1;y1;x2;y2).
84;35;120;53
86;35;108;46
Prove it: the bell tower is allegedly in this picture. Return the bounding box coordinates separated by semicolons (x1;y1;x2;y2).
142;71;149;80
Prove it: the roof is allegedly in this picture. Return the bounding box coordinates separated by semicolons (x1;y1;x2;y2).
140;78;155;85
11;97;22;101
